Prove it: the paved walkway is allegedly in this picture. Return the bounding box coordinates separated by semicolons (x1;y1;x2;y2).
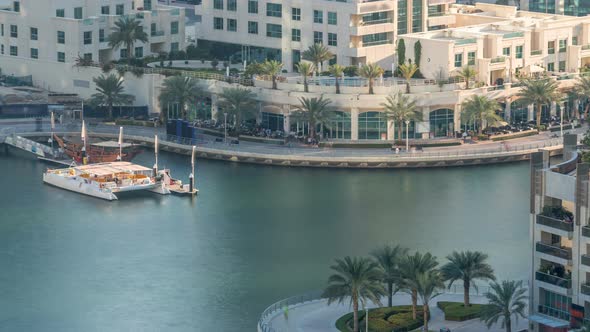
265;293;528;332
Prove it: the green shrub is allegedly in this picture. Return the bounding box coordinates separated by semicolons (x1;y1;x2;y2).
335;306;424;332
477;134;489;141
115;119;156;127
437;302;488;321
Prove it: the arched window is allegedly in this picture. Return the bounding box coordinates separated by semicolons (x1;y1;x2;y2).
358;112;387;140
429;109;454;138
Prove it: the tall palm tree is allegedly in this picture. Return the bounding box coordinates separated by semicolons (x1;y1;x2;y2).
381;92;420;140
572;75;590;118
296;62;315;93
218;87;257;135
398;252;439;320
415;271;445;332
461;95;503;135
262;60;283;90
441;251;496;307
291;96;333;140
158;76;203;120
302;43;334;75
89;74;135;119
359;63;384;95
108;16;148;64
517;77;562;128
322;257;385;332
329;64;345;94
370;245;408;307
399;63;419;94
458;66;478;90
480;280;527;332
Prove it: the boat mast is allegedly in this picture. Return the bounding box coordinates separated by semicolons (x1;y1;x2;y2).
190;145;195;193
49;111;55;152
153;134;159;176
81;120;87;164
117;126;123;161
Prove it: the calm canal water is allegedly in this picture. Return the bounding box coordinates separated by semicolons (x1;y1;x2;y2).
0;147;530;331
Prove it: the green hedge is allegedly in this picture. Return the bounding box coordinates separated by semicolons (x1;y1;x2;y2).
115;119;156;127
335;306;424;332
238;135;285;145
490;130;537;141
549;124;581;132
437;301;488;321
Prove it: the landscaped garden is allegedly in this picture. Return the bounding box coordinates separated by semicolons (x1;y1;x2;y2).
336;305;424;332
437;301;488;321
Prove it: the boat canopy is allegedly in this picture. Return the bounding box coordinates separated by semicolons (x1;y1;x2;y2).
91;141;136;148
74;162;152;176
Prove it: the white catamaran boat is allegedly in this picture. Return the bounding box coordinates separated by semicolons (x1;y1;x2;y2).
43;162;157;201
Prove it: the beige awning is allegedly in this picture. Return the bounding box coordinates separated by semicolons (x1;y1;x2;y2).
524;64;545;74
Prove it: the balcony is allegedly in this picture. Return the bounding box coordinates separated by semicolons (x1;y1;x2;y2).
536;271;571;289
583;226;590;237
536;215;574;232
356;1;395;14
490;57;506;64
531;50;542;56
536;242;572;260
582;283;590;296
582;255;590;267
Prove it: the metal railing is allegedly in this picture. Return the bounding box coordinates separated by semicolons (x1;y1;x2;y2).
535;242;572;260
535;271;571;289
536;214;574;232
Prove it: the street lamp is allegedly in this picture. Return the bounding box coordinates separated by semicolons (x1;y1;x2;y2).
405;120;410;152
224;112;228;143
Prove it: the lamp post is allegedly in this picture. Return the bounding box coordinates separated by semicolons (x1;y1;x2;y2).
405;120;410;152
224;112;228;143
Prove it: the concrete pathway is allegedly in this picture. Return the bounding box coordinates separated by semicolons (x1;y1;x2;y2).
264;293;528;332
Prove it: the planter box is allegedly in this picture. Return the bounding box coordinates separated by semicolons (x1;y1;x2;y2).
238;135;285;145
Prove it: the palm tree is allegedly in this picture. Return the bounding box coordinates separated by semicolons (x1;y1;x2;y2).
262;60;283;90
291;96;333;140
398;252;439;320
399;63;419;94
302;43;334;75
89;74;135;119
218;87;257;135
457;66;478;90
441;251;496;307
370;245;408;307
359;63;384;95
381;92;420;140
296;62;315;93
158;76;203;120
108;16;148;65
517;77;562;128
572;75;590;118
322;257;385;332
329;64;345;94
480;280;527;332
415;271;445;332
461;95;503;135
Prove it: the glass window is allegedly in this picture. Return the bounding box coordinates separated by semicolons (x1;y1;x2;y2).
171;42;179;52
358;112;387;140
328;12;337;25
362;12;389;25
144;0;152;10
83;31;92;44
548;41;555;54
313;10;323;23
74;7;83;19
430;108;454;137
120;49;128;59
135;46;143;58
30;48;38;59
261;112;285;131
99;29;105;42
248;0;258;14
515;45;523;59
292;50;301;71
398;0;407;35
214;17;223;30
57;51;65;62
291;28;300;42
1;45;3;55
547;62;554;71
503;47;510;56
328;33;337;46
292;8;300;21
467;51;475;66
539;288;571;321
13;1;19;12
101;5;109;15
454;53;462;67
171;21;179;34
83;53;92;61
266;3;282;17
362;32;389;46
573;36;578;45
314;31;323;44
559;39;567;52
412;0;422;33
57;31;65;44
10;24;17;38
266;23;282;38
56;9;65;17
116;4;124;15
213;0;223;9
227;0;237;11
559;60;566;72
248;21;258;34
30;27;38;40
10;45;17;56
1;24;3;36
325;111;351;139
227;19;237;32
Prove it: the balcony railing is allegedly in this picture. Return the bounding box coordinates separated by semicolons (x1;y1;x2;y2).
531;50;542;56
536;242;572;260
503;31;524;39
582;283;590;296
582;44;590;50
151;30;165;37
536;271;571;289
455;38;476;46
360;18;393;25
362;39;393;47
536;214;574;232
491;57;506;64
582;255;590;267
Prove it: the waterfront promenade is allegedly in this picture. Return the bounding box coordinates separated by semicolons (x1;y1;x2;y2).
1;121;583;168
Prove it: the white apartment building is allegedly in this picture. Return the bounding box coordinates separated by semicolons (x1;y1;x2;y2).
0;0;185;65
194;0;456;72
402;3;590;85
522;0;590;17
528;137;590;332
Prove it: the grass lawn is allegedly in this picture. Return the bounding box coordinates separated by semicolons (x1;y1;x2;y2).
336;305;424;332
437;301;488;321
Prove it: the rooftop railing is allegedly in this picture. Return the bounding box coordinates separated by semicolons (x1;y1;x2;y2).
455;38;477;45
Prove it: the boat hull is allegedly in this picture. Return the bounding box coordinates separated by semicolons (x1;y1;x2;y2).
43;173;118;201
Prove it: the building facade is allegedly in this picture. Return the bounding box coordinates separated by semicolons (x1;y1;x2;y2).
0;0;185;65
194;0;456;71
522;0;590;17
528;137;590;331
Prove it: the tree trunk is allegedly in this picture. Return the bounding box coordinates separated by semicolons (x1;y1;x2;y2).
108;104;113;120
336;77;341;94
411;289;418;320
387;282;393;307
536;104;542;128
406;81;411;94
463;278;470;306
399;121;403;141
272;76;277;90
304;77;308;93
369;79;374;95
505;316;511;332
127;44;132;65
465;78;470;90
309;121;316;141
353;295;359;332
423;303;429;332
